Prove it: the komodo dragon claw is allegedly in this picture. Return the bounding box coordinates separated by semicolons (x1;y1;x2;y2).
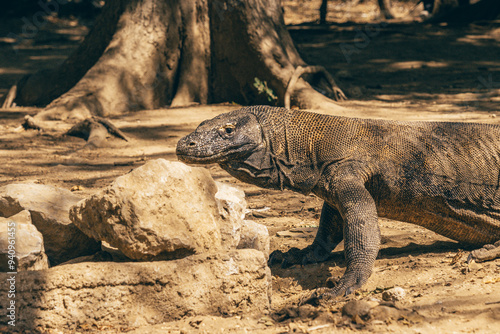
301;270;368;305
269;245;333;268
300;285;357;306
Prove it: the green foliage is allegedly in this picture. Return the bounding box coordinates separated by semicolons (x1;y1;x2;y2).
253;77;277;103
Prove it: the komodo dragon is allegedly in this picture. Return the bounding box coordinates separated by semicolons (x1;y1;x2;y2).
176;105;500;300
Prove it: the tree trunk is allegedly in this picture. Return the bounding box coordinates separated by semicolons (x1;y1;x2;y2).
431;0;459;16
377;0;395;20
11;0;345;128
319;0;328;24
319;0;395;24
429;0;499;23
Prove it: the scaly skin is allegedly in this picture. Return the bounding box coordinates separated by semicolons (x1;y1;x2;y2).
176;106;500;301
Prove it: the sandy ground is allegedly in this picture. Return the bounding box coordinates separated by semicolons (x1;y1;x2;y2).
1;1;500;333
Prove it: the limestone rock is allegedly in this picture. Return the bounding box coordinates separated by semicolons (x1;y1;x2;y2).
71;160;270;261
238;220;270;259
0;183;100;265
0;211;49;271
215;182;245;250
382;287;406;302
0;249;271;330
70;160;225;260
5;210;31;224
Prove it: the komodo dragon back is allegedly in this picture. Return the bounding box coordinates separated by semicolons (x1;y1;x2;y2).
177;105;500;301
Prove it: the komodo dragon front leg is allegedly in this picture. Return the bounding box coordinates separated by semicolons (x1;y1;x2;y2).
272;161;382;302
310;167;381;300
271;203;344;266
276;162;383;302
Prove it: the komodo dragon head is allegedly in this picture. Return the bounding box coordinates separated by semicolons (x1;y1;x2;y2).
176;108;266;164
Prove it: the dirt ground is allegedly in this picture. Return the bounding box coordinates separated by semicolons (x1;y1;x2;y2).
1;1;500;333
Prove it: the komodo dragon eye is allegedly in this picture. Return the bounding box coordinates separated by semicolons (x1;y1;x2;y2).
218;123;236;138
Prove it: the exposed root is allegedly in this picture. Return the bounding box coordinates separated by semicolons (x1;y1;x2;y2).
1;85;17;109
22;115;44;131
22;114;128;148
285;66;346;109
66;117;128;148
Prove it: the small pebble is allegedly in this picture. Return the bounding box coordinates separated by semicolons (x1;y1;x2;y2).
382;287;406;301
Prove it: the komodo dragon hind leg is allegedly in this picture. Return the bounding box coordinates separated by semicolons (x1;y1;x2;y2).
468;240;500;263
269;203;343;267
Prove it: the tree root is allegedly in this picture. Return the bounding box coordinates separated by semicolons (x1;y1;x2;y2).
1;85;17;109
22;115;43;131
66;117;128;148
23;115;128;148
284;66;347;109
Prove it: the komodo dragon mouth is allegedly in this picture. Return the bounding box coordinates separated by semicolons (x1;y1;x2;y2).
176;149;237;163
176;138;258;164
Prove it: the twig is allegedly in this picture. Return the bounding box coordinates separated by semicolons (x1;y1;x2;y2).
307;323;333;332
485;301;500;305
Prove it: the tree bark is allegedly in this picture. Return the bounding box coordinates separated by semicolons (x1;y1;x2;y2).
432;0;459;13
11;0;345;129
377;0;395;20
319;0;395;24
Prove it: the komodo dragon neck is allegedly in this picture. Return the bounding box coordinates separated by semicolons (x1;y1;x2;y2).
221;107;355;195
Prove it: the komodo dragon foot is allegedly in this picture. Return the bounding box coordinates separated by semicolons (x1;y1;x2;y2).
269;203;343;268
468;240;500;263
301;270;370;306
269;243;333;268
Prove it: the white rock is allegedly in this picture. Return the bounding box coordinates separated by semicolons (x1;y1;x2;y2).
382;287;406;301
238;220;270;259
70;160;225;260
71;160;270;261
215;181;246;249
7;210;31;224
0;211;49;271
0;184;100;265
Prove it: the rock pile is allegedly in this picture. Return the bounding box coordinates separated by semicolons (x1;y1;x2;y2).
0;183;100;265
0;159;271;330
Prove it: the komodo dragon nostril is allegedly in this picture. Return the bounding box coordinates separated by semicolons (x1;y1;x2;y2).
188;142;196;147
